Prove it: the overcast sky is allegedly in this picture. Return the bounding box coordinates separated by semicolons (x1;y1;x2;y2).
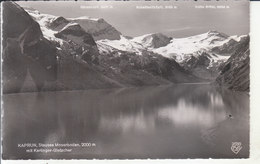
17;1;249;38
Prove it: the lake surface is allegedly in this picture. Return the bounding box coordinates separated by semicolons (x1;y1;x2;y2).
2;84;249;159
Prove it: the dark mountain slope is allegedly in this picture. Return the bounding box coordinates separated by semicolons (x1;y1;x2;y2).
2;2;121;93
215;36;249;92
2;2;57;93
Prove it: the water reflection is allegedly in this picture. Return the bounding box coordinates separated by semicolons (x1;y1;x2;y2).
157;98;227;128
2;84;249;159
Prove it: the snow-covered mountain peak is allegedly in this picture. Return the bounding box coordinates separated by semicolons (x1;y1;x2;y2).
97;35;144;55
207;30;223;35
26;9;121;41
69;16;100;21
132;33;172;48
68;16;121;41
229;35;248;42
23;7;40;14
25;9;65;44
69;16;107;23
59;23;83;33
98;30;241;64
24;6;245;81
207;30;228;37
26;9;56;26
206;30;229;38
153;31;232;59
184;31;228;43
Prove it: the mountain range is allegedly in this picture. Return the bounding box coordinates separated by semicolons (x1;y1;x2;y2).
2;2;250;93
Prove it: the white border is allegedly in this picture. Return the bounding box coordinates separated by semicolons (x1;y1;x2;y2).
249;1;260;162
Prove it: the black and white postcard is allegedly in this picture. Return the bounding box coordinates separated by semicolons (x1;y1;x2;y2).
1;0;250;160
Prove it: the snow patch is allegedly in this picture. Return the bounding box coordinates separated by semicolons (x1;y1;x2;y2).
68;16;100;21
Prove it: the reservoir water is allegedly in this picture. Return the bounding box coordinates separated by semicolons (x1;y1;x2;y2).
2;84;249;159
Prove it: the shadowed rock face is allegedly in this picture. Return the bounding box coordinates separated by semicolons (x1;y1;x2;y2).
183;52;218;80
2;38;28;93
55;23;96;46
2;2;41;47
24;38;58;88
215;36;249;92
2;2;57;94
48;16;70;30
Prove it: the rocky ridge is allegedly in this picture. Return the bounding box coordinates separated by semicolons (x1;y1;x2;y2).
2;2;249;93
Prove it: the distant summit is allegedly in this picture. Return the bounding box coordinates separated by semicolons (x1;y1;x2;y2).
26;9;121;41
69;17;121;41
132;33;172;48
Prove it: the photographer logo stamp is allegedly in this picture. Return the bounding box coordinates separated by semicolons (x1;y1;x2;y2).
231;142;242;154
